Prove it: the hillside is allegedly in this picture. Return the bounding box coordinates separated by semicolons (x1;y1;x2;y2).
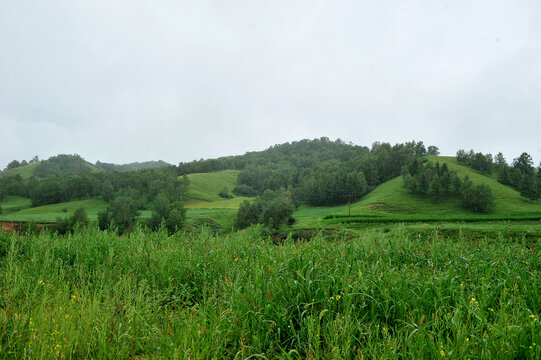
0;198;108;222
1;154;103;179
292;156;541;228
95;160;172;172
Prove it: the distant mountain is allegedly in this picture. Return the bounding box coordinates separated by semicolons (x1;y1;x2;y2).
1;154;102;179
95;160;172;172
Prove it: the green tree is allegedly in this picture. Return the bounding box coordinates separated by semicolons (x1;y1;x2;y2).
5;160;21;170
462;183;494;213
218;187;232;199
97;210;112;231
513;152;534;175
110;197;138;233
427;146;440;156
165;201;186;234
520;173;540;202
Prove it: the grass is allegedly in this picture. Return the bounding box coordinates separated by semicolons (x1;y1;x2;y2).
0;196;32;215
0;160;103;179
181;170;254;231
0;226;539;359
0;163;40;179
292;156;541;229
0;198;108;222
184;170;242;202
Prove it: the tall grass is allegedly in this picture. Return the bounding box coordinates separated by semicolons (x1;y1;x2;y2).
0;225;539;359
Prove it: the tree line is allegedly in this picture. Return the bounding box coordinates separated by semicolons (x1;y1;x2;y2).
456;149;540;202
403;159;494;213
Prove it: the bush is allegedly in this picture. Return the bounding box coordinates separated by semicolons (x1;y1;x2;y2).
51;208;89;234
235;190;295;229
462;183;494;213
218;187;233;199
232;184;257;197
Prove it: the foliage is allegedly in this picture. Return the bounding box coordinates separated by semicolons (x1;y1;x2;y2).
217;187;232;199
95;160;172;172
461;183;494;213
232;184;257;196
50;207;89;234
109;197;139;234
0;227;539;359
301;160;368;206
33;154;97;178
179;138;432;206
4;159;21;170
147;193;186;234
456;149;493;174
235;190;296;229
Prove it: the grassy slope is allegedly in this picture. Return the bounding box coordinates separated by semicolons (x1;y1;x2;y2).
182;170;254;230
0;198;108;222
1;171;247;227
1;160;103;179
0;196;32;215
184;170;241;202
293;156;541;228
1;163;40;178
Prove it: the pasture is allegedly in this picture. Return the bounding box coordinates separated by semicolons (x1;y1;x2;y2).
0;225;539;359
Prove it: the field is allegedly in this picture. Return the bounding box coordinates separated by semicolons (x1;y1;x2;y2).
0;198;108;223
1;225;540;359
182;170;254;231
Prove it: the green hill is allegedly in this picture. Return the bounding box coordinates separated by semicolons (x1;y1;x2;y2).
182;170;255;230
292;156;541;228
95;160;172;172
185;170;242;203
0;198;108;222
1;162;40;178
1;155;103;179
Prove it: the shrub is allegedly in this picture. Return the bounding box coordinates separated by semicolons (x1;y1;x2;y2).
462;183;494;213
232;184;257;197
218;187;232;199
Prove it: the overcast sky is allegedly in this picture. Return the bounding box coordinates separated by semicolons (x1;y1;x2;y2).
1;0;540;167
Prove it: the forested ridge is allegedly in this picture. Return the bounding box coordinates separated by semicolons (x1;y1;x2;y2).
1;138;540;233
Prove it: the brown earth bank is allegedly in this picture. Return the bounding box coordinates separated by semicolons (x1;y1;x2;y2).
0;221;52;233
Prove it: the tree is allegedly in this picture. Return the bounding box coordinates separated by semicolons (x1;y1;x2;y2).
110;197;138;233
427;146;440;156
428;174;443;203
218;187;232;199
97;210;112;231
165;201;186;234
462;183;494;213
29;155;39;164
235;190;295;230
520;173;540;202
494;152;507;169
513;152;534;175
5;160;21;170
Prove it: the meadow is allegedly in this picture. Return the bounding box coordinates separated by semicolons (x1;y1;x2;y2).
1;225;539;359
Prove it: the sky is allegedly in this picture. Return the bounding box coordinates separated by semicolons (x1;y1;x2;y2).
1;0;540;168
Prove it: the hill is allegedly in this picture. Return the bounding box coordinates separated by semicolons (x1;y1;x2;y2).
183;170;255;230
95;160;172;172
0;198;108;222
292;156;541;228
1;154;103;179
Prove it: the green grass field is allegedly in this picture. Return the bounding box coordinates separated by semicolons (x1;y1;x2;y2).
1;226;539;359
0;198;108;222
0;163;40;179
182;170;254;230
184;170;242;202
0;196;32;215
